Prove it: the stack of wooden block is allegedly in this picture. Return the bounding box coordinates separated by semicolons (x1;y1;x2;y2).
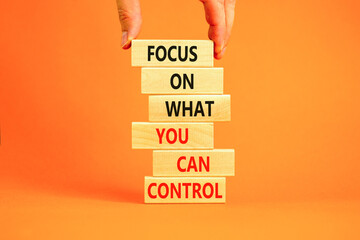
131;40;235;203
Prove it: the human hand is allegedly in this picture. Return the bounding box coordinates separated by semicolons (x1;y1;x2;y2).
116;0;236;59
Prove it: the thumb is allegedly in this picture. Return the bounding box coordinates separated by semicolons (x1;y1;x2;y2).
116;0;142;49
200;0;226;59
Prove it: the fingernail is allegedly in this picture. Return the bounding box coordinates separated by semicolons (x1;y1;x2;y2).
121;31;128;48
215;44;223;54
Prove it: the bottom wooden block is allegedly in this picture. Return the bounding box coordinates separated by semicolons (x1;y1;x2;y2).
144;177;226;203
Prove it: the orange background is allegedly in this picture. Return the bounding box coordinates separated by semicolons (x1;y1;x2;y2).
1;0;360;239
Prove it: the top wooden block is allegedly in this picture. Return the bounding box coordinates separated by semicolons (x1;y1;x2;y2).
131;40;214;67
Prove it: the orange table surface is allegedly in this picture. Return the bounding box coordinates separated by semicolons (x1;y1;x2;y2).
1;186;359;239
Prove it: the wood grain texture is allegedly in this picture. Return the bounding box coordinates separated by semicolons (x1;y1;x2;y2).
153;149;235;177
131;40;213;67
132;122;214;149
145;177;226;203
149;95;231;122
141;68;223;94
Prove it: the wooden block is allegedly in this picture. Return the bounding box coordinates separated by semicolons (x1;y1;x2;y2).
131;40;213;67
153;149;235;177
149;95;231;122
144;177;226;203
132;122;213;149
141;68;223;94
